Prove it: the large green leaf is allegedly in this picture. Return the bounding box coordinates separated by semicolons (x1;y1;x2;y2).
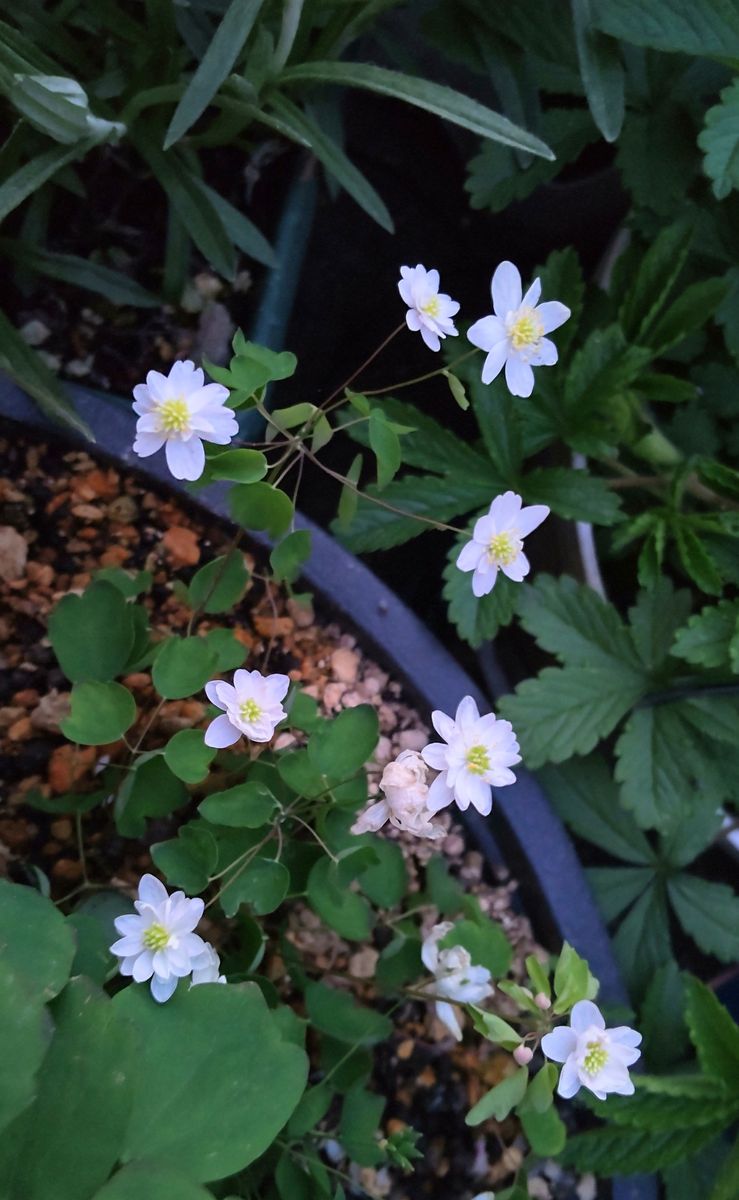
115;753;188;838
0;962;49;1136
516;574;642;671
591;0;739;57
115;982;308;1181
165;0;264;148
639;962;689;1072
49;581;136;682
0;239;159;306
308;704;378;782
571;0;624;142
540;755;654;864
522;467;623;525
668;875;739;963
684;976;739;1090
612;882;672;999
466;1067;528;1125
586;866;654;922
442;545;518;648
0;138;91;224
279;62;554;158
0;977;136;1200
699;79;739;200
561;1120;729;1176
339;1086;385;1167
152;635;218;700
195;180;275;267
0;880;75;1002
93;1163;213;1200
305;982;392;1046
336;473;494;552
628;578;692;673
61;681;137;745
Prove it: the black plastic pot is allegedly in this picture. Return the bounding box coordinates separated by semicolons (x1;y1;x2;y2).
0;375;656;1200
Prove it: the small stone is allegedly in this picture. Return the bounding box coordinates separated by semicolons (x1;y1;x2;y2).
196;300;234;365
273;731;296;751
527;1178;551;1199
48;744;96;793
341;690;363;708
253;614;293;639
378;703;397;732
8;716;32;741
122;673;151;691
576;1175;597;1200
331;647;359;683
442;833;465;858
162;525;200;567
375;736;392;764
397;729;427;752
71;504;104;522
0;818;36;849
348;947;378;978
107;495;138;523
50;818;73;841
396;1038;415;1060
12;689;39;707
0;526;28;582
31;690;71;733
287;596;314;628
26;562;54;587
19;318;50;346
0;706;24;729
100;546;130;567
66;356;93;378
323;682;347;711
51;858;84;883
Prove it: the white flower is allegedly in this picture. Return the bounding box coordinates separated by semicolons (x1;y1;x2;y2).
132;359;238;481
351;750;446;840
541;1000;642;1101
204;668;290;747
190;942;227;986
467;261;570;397
456;490;549;598
398;264;460;352
421;922;493;1041
421;696;520;817
110;873;206;1003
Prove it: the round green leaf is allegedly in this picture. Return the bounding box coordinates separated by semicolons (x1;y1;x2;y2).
61;681;136;745
114;754;188;839
203;628;247;670
220;857;289;916
152;636;217;700
230;482;294;537
206;448;268;483
305;982;392;1045
114;982;308;1182
198;781;276;827
187;551;250;614
0;880;75;1001
48;581;135;682
151;825;218;894
307;857;372;941
308;705;379;782
66;913;115;986
358;839;407;908
0;962;50;1136
270;530;312;584
93;1163;213;1200
164;729;216;783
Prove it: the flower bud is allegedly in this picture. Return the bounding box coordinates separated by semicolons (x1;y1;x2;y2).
534;992;551;1010
513;1044;533;1066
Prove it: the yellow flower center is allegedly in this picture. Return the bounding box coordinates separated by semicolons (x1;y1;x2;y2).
466;744;490;775
239;698;262;723
583;1041;609;1075
420;295;440;318
488;531;518;566
509;308;543;350
143;922;170;951
158;396;190;433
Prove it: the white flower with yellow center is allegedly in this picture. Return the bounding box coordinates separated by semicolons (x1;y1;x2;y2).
541;1000;642;1101
467;261;570;396
398;264;460;351
190;942;227;986
204;668;290;747
421;922;494;1040
351;750;446;840
110;873;207;1003
421;696;520;817
132;359;238;481
456;490;550;597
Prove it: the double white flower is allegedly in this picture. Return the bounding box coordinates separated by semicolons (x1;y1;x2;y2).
421;922;493;1041
398;264;460;352
541;1000;642;1100
132;359;238;481
110;874;208;1003
204;669;290;748
351;750;445;840
456;491;550;597
191;941;227;987
468;261;570;397
421;696;520;817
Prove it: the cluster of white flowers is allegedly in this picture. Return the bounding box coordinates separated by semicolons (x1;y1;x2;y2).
204;668;290;748
542;1000;642;1100
420;921;493;1041
110;874;225;1002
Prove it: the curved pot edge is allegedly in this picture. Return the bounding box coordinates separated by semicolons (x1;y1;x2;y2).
0;374;657;1200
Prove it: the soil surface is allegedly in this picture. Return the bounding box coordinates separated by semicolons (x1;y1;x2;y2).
0;427;599;1200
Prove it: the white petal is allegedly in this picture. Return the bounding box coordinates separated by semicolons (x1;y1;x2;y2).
426;772;454;814
132;432;166;458
557;1056;582;1099
204;714;242;748
610;1026;642;1049
421;742;449;771
132;950;155;982
481;341;510;386
571;1000;605;1033
420;325;441;352
398;277;415;306
264;673;291;701
114;914;143;936
501;551;530;582
406;309;421;332
504;355;535;398
426;267;440;291
456;540;482;573
489;490;521;527
144;370;169;400
492;261;522;316
467;314;506;352
541;1026;578;1062
431;709;456;742
455;695;480;732
150;973;179;1003
517;504;550;537
531;337;558;367
138;874;169;907
467;775;493;816
472;563;497;597
165;436;206;481
435;1000;463;1041
110;935;143;956
535;301;571;334
522;277;541;308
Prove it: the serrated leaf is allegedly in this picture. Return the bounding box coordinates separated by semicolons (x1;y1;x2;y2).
685;976;739;1089
368;409;401;490
672;600;739;669
516;573;642;670
668;875;739;963
335;473;494;553
647;278;729;358
540;755;654;864
699;79;739;200
612;882;673;1000
619;220;693;343
571;0;624;142
591;0;739;56
628;578;692;672
442;542;518;648
587;866;654;922
522;466;623;525
640;962;689;1072
560;1120;728;1176
615;704;710;831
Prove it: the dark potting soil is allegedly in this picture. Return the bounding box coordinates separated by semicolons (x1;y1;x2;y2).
0;428;606;1200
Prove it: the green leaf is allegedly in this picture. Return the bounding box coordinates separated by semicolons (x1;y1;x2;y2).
571;0;624;142
206;448;267;484
307;857;372;941
516;574;642;671
668;875;739;963
203;628;247;671
337;472;494;553
440;916;513;977
49;581;135;682
628;578;692;672
280;62;554;158
522;467;623;525
61;681;136;745
115;982;308;1181
0;962;49;1136
619;220;693;343
164;728;216;783
697;458;739;502
0;239;158;306
230;482;294;537
466;1067;528;1125
564;325;651;420
376;934;423;990
0;881;75;1002
540;755;654;864
220;857;289;916
306;982;392;1045
196;181;275;268
164;0;265;148
92;1163;213;1200
499;664;645;768
152;636;217;700
358;839;407;909
587;866;654;922
337;453;362;531
9;74;94;144
685;976;739;1089
199;781;276;827
0;310;91;438
612;882;673;999
229;334;298;390
699;79;739;200
94;568;152;598
368;409;402;490
339;1086;385;1167
0;977;135;1200
444;370;469;410
151;824;218;894
349;394;493;479
0;138;91;225
287;1082;333;1138
308;705;378;782
591;0;739;57
660;803;724;869
267;94;393;232
187;550;250;614
66;912;115;986
673;599;739;669
521;1103;567;1156
561;1120;729;1176
647;278;730;359
469;1008;521;1050
640;962;689;1071
115;753;188;839
270;529;312;584
710;1135;739;1200
552;940;599;1014
616;704;705;831
443;544;518;649
469;383;523;481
